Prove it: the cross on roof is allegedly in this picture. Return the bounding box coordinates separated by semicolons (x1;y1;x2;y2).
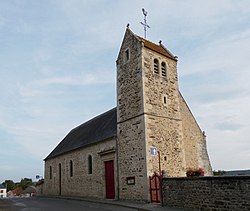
140;8;150;39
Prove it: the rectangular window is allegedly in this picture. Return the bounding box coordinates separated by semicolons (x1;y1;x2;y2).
0;190;3;193
70;160;73;177
49;166;52;179
164;96;167;104
125;49;130;62
88;155;92;174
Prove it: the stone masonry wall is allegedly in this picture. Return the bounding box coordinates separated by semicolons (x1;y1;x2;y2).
44;138;116;199
145;115;186;177
142;47;180;120
116;27;212;201
117;116;148;201
117;29;148;201
117;29;143;123
163;176;250;210
142;46;186;177
179;94;213;175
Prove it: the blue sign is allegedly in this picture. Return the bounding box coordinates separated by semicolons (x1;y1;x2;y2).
150;147;157;156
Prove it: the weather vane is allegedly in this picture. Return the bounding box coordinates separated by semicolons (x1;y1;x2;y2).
140;8;150;39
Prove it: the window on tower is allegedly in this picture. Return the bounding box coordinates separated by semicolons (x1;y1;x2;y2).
164;96;167;104
161;62;166;77
163;95;168;106
154;59;159;74
125;48;130;62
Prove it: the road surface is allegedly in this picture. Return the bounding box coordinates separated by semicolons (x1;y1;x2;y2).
0;197;137;211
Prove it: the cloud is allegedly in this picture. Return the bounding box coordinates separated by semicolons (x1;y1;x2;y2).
177;23;250;171
208;124;250;171
188;90;250;170
214;122;244;132
179;28;250;75
0;69;116;164
19;71;115;97
1;0;250;182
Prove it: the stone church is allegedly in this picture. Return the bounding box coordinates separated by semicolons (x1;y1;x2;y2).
44;26;213;201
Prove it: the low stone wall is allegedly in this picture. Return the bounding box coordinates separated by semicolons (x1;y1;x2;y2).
162;176;250;210
36;183;44;196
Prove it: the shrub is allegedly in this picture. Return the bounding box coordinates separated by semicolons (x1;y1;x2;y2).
186;168;205;177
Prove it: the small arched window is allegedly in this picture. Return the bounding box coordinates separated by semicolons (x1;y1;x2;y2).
70;160;73;177
154;59;159;74
88;155;92;174
161;62;166;77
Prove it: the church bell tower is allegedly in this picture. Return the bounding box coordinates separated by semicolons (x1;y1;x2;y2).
116;27;186;201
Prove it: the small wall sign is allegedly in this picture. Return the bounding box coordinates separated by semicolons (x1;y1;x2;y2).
150;147;157;156
126;176;135;185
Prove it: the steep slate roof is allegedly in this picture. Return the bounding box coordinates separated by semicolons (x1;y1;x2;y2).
45;108;117;160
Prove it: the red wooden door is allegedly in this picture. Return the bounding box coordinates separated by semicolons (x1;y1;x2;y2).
105;160;115;199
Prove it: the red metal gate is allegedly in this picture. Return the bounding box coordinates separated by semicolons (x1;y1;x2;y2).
149;172;160;203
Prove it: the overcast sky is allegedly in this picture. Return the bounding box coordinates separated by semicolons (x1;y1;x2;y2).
0;0;249;182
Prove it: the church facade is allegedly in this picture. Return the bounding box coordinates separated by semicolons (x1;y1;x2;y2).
44;27;213;201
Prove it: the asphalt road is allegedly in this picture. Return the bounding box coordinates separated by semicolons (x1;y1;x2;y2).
0;197;137;211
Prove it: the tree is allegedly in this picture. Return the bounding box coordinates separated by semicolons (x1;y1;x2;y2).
2;180;15;192
12;187;23;196
19;178;33;190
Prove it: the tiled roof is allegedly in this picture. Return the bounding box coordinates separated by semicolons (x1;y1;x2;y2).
44;108;117;160
137;36;177;60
